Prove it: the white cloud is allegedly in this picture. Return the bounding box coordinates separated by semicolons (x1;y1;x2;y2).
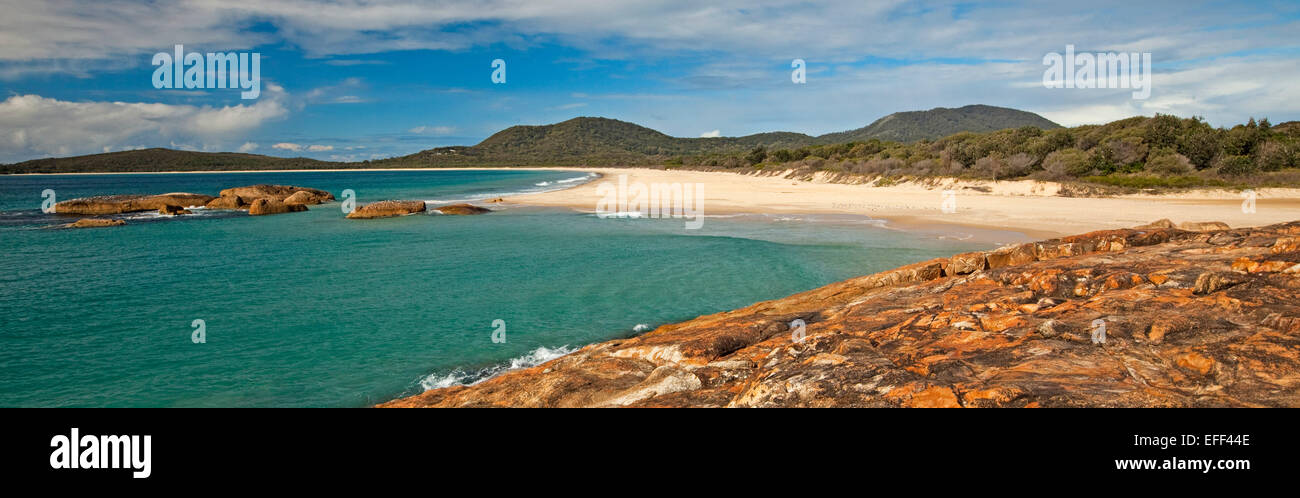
273;142;333;153
408;125;456;135
238;141;259;152
699;129;721;138
0;93;287;162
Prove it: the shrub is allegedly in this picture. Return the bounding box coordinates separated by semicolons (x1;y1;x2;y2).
1144;149;1194;175
1255;140;1293;172
1041;148;1092;179
1215;154;1258;176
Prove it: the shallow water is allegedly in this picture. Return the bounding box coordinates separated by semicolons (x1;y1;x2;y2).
0;169;993;407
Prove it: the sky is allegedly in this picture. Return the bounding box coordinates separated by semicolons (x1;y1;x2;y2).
1;0;1298;163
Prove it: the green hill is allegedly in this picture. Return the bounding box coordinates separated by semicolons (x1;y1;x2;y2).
383;117;818;167
1;106;1064;172
1;148;331;174
818;105;1062;143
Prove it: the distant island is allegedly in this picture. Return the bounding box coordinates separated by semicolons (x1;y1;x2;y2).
5;104;1298;192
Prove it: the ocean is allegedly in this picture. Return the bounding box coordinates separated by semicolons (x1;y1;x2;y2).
0;169;995;407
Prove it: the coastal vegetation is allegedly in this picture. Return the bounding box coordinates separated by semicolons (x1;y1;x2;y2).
5;106;1299;191
686;115;1300;191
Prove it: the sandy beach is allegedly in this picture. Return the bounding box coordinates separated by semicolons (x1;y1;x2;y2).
508;167;1300;239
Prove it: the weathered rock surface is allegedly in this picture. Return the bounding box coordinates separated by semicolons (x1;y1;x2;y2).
346;200;426;219
54;193;215;214
66;218;126;228
283;190;328;205
219;184;334;204
248;198;307;216
432;203;492;215
205;194;248;210
381;220;1300;408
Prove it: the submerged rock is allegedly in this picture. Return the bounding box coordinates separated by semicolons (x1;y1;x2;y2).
67;218;126;228
248;198;307;216
433;203;492;215
346;200;426;219
380;220;1300;408
54;193;215;215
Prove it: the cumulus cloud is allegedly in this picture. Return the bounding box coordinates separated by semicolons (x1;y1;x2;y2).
273;142;304;152
699;129;721;138
2;1;1294;65
238;141;259;152
0;92;288;162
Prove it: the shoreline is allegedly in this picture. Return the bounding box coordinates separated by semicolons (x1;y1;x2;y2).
505;167;1300;239
13;165;1300;239
382;220;1300;407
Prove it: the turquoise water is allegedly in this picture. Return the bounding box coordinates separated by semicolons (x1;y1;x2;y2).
0;169;994;407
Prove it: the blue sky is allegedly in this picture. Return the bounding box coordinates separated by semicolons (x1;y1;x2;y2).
1;0;1298;163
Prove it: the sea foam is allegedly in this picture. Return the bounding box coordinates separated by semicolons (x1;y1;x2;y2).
417;344;577;391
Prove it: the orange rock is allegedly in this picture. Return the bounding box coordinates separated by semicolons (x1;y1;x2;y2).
907;386;962;408
346;200;427;219
1176;352;1215;375
985;243;1036;269
945;251;986;275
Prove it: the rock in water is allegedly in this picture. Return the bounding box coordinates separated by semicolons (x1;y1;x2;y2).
380;220;1300;408
158;205;192;215
219;184;334;204
346;200;426;219
284;190;326;205
433;203;492;215
205;195;247;210
54;193;215;214
248;198;308;216
67;218;126;228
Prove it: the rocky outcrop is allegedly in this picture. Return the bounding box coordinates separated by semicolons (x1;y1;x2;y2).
346;200;426;219
219;184;334;204
283;190;329;205
248;198;307;216
432;203;492;215
381;220;1300;408
205;185;332;210
54;193;215;215
205;195;248;210
67;218;126;228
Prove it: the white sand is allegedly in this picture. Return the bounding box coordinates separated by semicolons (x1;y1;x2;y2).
507;167;1300;239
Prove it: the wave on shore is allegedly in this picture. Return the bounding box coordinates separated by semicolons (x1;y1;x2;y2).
416;344;578;391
